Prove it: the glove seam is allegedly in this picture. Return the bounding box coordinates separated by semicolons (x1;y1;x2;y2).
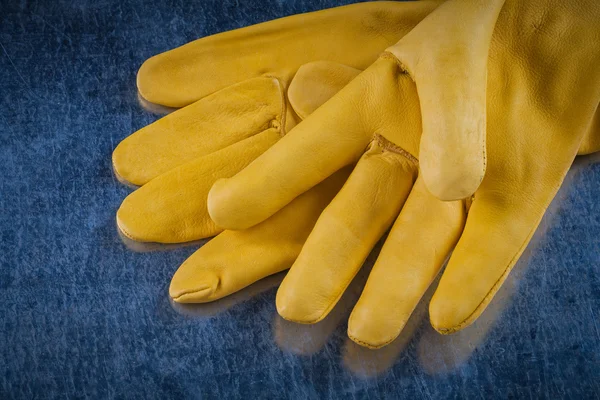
372;133;419;165
172;286;216;302
264;75;287;137
347;330;396;350
379;52;412;80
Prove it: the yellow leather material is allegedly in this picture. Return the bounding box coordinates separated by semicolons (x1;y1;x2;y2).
113;77;285;187
117;128;280;242
288;62;361;120
276;138;418;323
170;169;350;303
208;58;424;229
348;177;465;348
134;2;438;109
209;0;600;348
113;1;439;243
428;0;600;333
387;0;505;200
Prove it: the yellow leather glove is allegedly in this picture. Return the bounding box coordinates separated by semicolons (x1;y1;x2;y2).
208;0;600;348
112;1;440;244
170;168;350;303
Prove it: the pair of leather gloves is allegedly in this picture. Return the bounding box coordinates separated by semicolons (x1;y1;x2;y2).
113;0;600;349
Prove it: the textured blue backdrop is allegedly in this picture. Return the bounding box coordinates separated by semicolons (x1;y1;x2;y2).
1;0;599;398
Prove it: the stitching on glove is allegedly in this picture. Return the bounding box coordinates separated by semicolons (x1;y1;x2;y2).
172;286;217;302
347;330;396;350
379;52;413;81
372;133;419;165
265;75;287;137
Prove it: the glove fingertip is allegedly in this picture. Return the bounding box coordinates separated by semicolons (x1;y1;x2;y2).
428;291;475;335
207;178;253;230
169;265;220;304
419;128;486;201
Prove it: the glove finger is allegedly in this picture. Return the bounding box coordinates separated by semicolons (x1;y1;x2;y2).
387;0;505;200
343;283;430;378
208;54;424;231
347;177;465;349
137;1;439;107
274;258;373;356
170;272;285;318
117;128;280;243
169;168;350;303
276;139;418;324
429;170;574;334
117;61;365;243
113;76;285;186
207;83;375;230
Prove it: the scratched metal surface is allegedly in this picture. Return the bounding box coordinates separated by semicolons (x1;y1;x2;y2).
1;0;599;398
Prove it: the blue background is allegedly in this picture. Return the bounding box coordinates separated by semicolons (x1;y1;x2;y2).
1;0;599;398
